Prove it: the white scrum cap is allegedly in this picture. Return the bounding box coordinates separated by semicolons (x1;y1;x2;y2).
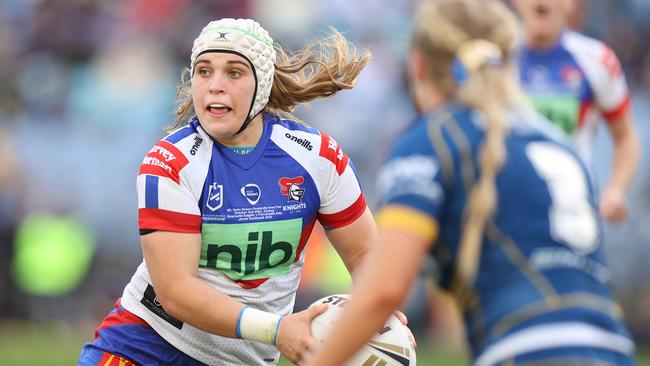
190;18;276;122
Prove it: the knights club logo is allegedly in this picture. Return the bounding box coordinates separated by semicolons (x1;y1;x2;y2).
206;183;223;211
561;65;583;91
278;176;305;202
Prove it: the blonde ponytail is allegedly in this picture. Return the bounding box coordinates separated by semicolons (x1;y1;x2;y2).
413;0;523;298
455;64;509;291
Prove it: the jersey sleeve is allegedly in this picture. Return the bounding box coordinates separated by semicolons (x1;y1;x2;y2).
590;44;630;122
316;132;367;229
374;131;445;242
596;45;630;122
137;139;202;233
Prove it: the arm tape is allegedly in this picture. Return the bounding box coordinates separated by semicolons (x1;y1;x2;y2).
235;306;282;345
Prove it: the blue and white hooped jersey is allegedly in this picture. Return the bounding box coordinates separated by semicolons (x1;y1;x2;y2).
120;113;366;365
518;30;631;165
375;104;634;365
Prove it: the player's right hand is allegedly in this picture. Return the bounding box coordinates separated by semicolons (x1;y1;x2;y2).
600;187;629;223
275;304;328;364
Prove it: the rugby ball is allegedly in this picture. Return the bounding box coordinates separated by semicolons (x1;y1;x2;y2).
310;294;416;366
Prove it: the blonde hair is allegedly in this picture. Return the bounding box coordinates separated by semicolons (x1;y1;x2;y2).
413;0;524;295
168;29;371;131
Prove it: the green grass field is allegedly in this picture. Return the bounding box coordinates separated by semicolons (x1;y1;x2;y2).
1;320;648;365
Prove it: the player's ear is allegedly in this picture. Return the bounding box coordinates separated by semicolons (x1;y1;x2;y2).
408;48;427;83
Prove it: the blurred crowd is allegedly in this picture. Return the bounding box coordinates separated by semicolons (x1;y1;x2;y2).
0;0;649;348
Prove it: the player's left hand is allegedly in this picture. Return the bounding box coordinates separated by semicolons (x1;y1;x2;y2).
276;303;328;365
300;310;416;366
600;187;628;223
393;310;417;348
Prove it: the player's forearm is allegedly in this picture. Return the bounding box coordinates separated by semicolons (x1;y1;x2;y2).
157;275;243;338
312;272;400;365
313;232;417;365
608;124;640;193
158;276;284;345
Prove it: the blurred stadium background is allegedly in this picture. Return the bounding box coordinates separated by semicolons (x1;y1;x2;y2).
0;0;649;364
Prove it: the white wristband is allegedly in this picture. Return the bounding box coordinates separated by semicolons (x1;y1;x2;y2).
235;306;283;345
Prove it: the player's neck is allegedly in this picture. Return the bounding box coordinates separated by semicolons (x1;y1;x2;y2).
216;114;265;148
526;31;563;51
413;84;446;114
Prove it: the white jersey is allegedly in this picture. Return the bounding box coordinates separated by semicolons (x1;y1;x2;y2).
120;113;366;365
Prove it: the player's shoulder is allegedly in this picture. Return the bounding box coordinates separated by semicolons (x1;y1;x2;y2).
269;114;321;152
269;114;350;175
562;30;613;60
390;106;476;158
377;114;445;207
561;30;625;88
138;119;212;183
162;119;212;157
393;113;437;151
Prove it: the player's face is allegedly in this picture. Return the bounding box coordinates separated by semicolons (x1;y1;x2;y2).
192;52;256;141
514;0;574;43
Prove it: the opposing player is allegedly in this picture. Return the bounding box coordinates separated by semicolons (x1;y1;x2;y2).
514;0;640;223
308;1;636;365
78;18;377;365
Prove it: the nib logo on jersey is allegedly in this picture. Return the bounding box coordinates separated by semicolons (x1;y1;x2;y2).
200;219;302;286
278;176;307;211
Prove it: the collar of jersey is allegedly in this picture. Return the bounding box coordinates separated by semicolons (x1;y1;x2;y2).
212;112;275;170
522;28;568;56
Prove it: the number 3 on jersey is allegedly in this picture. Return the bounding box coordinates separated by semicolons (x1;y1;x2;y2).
526;142;598;253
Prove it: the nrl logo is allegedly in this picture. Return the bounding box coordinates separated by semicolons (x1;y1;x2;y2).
206;183;224;211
